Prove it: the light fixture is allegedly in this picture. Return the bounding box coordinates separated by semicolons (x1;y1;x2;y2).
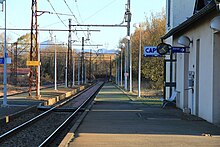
210;16;220;32
178;36;192;47
125;36;130;41
214;0;220;12
121;43;126;49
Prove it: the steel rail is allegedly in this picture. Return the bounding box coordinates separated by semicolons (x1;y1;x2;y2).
39;82;104;146
0;82;97;141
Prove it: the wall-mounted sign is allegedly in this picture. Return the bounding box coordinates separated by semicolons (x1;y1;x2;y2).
144;46;161;57
156;43;189;55
172;47;188;53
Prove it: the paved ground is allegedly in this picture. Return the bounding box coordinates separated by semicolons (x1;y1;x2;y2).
69;83;220;147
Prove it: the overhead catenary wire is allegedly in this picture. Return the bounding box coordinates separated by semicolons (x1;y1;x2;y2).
47;0;67;27
83;0;119;22
74;0;87;37
63;0;79;23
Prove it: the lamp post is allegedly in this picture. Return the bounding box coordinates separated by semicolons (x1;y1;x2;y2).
134;23;142;97
120;47;123;87
121;43;127;91
125;36;132;93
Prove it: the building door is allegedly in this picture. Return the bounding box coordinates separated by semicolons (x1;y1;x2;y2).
195;39;200;116
164;52;176;99
213;32;220;123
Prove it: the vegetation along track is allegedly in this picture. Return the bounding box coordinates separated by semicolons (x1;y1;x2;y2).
0;82;104;146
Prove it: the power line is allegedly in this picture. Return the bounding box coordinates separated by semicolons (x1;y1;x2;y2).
38;10;75;17
47;0;67;27
0;27;100;32
41;19;68;28
63;0;79;23
75;0;84;24
84;0;118;22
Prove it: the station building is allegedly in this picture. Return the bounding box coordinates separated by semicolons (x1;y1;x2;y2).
163;0;220;125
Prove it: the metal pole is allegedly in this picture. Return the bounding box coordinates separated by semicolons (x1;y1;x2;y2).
85;61;87;84
127;0;132;93
67;19;72;87
116;56;118;84
120;50;123;87
3;0;7;106
117;55;120;85
138;26;142;98
81;37;84;84
129;37;132;93
72;57;75;86
54;35;57;90
37;34;40;97
124;46;127;90
78;57;80;85
89;49;92;82
110;56;112;81
65;52;67;87
35;0;39;97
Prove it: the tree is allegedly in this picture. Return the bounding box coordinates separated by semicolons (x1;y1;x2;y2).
121;9;166;90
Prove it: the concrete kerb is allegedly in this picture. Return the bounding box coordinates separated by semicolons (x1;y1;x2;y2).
115;84;135;101
42;85;87;106
0;85;88;125
59;101;94;147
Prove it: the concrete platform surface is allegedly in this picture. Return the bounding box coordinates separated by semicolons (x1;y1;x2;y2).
69;83;220;147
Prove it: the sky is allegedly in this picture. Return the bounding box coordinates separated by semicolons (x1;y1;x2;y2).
0;0;165;51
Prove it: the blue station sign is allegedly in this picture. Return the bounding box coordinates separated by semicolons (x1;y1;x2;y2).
0;57;12;64
144;46;161;57
172;47;188;53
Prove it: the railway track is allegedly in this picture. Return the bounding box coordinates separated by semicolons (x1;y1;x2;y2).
0;82;104;146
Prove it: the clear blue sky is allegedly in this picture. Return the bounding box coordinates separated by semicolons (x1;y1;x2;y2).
0;0;165;50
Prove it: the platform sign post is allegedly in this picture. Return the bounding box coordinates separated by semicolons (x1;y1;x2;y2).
26;61;41;66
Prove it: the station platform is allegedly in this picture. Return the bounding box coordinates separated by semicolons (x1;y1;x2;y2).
67;82;220;147
0;85;86;123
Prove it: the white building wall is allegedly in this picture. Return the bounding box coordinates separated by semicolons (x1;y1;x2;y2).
166;0;196;30
165;0;196;100
173;18;214;123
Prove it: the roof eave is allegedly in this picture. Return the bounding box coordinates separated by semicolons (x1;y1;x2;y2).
161;1;216;40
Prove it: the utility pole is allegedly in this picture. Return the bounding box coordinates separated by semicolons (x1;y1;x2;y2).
29;0;40;98
67;19;72;87
72;57;75;86
81;37;85;84
125;0;131;92
110;56;112;81
89;49;92;82
127;0;132;93
78;57;80;85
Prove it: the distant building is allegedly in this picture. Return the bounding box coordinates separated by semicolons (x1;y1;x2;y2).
40;40;55;50
163;0;220;125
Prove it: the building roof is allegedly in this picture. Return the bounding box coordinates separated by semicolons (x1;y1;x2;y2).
161;1;216;40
